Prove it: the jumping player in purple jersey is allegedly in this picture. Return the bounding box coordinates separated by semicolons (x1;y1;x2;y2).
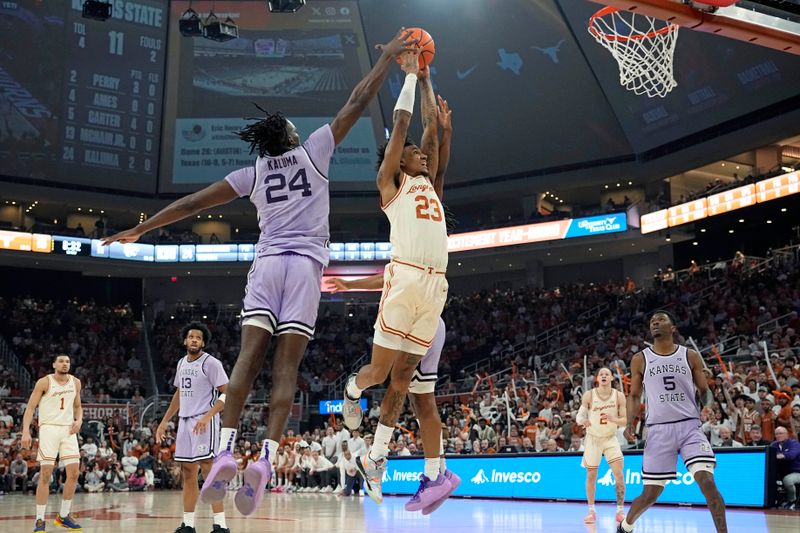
155;323;229;533
102;29;418;516
617;311;728;533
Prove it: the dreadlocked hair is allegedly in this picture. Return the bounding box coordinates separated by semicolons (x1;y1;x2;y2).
375;136;415;171
236;104;291;158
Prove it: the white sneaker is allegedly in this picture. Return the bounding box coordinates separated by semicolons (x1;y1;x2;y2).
322;486;333;493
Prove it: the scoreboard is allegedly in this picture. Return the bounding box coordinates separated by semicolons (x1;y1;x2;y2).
0;0;167;192
61;1;166;181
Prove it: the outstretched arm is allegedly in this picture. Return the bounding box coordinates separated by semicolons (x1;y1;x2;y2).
102;180;239;244
326;274;383;293
434;95;452;200
329;29;416;145
417;70;439;181
377;51;419;205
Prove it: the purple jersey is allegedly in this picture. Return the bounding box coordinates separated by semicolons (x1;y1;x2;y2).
225;124;334;267
642;344;700;425
174;352;229;418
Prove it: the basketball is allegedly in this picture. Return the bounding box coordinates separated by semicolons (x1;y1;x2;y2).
397;27;436;70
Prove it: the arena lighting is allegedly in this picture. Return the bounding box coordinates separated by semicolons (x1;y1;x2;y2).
268;0;307;13
82;0;111;21
179;7;204;37
203;11;238;42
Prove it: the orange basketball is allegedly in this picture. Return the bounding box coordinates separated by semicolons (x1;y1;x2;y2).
396;27;435;70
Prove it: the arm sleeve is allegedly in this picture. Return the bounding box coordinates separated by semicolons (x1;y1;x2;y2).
173;360;181;388
784;441;800;460
302;124;335;178
224;166;257;197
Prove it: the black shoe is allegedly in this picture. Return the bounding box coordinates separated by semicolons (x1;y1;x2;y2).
616;526;627;533
211;526;230;533
174;524;196;533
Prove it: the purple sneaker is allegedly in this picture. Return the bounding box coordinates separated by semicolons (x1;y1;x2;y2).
421;469;461;515
404;473;453;512
200;450;237;504
235;455;273;516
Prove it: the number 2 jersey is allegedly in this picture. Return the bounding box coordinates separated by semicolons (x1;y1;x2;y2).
642;344;700;425
382;172;448;270
224;124;334;267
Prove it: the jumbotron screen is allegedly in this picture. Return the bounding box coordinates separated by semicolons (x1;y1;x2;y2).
159;0;384;192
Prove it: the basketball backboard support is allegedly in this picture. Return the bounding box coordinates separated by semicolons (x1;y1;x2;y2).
590;0;800;55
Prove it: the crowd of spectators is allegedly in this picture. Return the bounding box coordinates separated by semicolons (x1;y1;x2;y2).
0;297;143;401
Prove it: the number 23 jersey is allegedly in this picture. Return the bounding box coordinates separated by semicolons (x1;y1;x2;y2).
224;124;334;267
382;173;448;270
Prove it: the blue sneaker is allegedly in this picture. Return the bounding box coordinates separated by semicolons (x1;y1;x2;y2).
33;519;46;532
54;514;82;530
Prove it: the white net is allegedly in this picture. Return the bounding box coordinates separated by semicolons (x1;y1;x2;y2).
589;8;679;98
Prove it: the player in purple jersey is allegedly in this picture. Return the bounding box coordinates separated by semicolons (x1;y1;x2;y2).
156;323;229;533
618;311;728;533
103;29;419;516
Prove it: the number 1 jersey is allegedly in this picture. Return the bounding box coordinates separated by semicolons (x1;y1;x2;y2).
224;124;334;267
382;173;448;270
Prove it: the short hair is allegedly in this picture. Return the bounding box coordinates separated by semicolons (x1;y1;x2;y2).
181;322;211;344
52;353;69;363
651;310;677;325
375;136;415;170
236;104;292;158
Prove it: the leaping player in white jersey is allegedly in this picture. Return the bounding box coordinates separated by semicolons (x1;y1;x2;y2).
577;367;627;525
341;51;452;508
156;323;230;533
21;354;83;532
328;95;459;514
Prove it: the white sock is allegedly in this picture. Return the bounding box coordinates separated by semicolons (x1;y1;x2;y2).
36;505;46;521
219;427;237;453
346;375;363;399
439;437;447;473
183;512;195;527
617;504;624;512
369;423;393;461
60;500;71;518
262;439;279;462
621;519;634;532
424;457;441;479
588;504;595;512
213;512;227;528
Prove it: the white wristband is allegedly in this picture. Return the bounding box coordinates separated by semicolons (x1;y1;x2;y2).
218;393;226;404
393;73;417;114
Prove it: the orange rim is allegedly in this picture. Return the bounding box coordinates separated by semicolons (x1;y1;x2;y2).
588;6;677;43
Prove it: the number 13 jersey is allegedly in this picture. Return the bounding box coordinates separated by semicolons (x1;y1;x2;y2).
382;173;448;270
224;124;334;267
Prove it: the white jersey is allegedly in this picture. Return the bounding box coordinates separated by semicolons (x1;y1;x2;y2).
586;388;619;438
39;375;77;426
382;173;448;270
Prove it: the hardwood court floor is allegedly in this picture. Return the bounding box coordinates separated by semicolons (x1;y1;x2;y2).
0;491;798;532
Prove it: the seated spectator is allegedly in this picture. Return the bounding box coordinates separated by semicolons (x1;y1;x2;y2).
10;453;27;492
309;450;338;492
718;426;743;448
84;464;105;493
748;427;771;446
772;427;800;509
127;467;147;492
336;449;361;496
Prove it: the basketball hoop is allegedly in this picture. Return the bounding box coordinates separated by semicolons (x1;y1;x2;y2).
588;6;679;98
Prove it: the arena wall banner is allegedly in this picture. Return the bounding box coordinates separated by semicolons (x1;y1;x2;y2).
381;449;768;507
81;403;133;424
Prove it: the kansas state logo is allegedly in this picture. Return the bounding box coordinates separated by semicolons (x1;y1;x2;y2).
471;469;489;484
197;444;208;454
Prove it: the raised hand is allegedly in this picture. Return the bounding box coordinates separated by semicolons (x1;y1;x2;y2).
437;95;451;131
399;49;421;76
375;28;418;58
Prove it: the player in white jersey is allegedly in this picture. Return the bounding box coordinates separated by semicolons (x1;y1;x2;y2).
21;354;83;532
342;51;452;507
156;323;229;533
577;368;627;525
